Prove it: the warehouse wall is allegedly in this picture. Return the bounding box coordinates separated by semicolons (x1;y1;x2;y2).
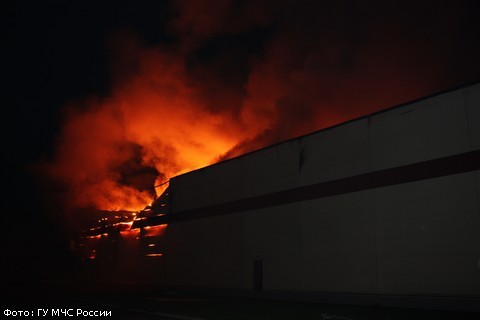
162;83;480;296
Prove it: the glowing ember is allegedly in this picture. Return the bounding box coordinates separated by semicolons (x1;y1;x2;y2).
143;224;167;237
118;227;140;241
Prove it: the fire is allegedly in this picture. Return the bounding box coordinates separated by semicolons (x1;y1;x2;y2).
46;50;241;213
113;221;134;231
142;224;167;237
42;1;476;222
120;228;140;238
45;2;480;270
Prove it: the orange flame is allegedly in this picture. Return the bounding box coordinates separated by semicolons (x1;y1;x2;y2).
44;1;470;218
120;228;140;238
47;50;242;213
143;224;167;237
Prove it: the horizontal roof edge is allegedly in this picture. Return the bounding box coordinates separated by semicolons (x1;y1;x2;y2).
172;79;480;180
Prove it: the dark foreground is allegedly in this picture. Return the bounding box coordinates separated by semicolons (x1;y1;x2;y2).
3;276;479;320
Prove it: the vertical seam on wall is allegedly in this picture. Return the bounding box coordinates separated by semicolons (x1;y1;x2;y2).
298;138;304;291
368;116;381;293
462;88;474;150
463;88;480;218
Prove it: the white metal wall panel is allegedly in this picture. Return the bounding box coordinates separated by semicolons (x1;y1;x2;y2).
162;219;205;286
374;173;480;295
370;90;470;170
163;212;245;288
476;171;480;213
194;213;245;288
171;141;299;211
162;83;480;297
243;203;303;291
196;158;245;206
242;140;300;198
465;83;480;150
299;119;371;186
300;191;378;292
170;170;206;212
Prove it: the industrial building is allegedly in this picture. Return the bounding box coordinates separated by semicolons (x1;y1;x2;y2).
75;81;480;310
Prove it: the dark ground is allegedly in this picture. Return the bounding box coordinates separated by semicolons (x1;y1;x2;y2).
3;269;479;320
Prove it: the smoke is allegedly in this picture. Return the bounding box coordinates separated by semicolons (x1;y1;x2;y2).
45;42;242;211
43;0;480;215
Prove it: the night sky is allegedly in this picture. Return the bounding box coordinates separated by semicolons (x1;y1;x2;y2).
3;1;175;274
3;0;480;275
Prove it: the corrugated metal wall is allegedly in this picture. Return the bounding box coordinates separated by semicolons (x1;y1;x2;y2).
158;83;480;296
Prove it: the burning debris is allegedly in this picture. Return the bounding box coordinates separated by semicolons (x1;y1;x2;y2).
73;187;171;263
34;1;480;274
